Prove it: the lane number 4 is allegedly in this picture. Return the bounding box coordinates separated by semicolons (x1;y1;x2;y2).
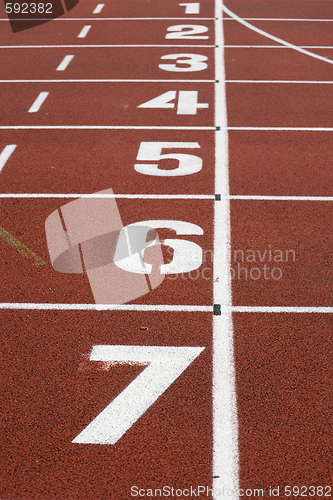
138;90;208;115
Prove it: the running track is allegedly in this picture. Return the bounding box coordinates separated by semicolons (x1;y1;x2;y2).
0;1;332;499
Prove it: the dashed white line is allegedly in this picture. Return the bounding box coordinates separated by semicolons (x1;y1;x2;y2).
28;92;49;113
78;25;91;38
0;145;17;172
56;55;74;71
93;4;104;14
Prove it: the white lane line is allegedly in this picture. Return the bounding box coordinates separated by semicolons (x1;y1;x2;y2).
224;18;333;22
0;17;215;21
4;79;333;84
224;45;333;48
93;4;104;14
0;302;333;312
0;303;213;312
229;127;333;131
232;307;333;313
1;126;332;131
0;79;215;82
0;145;17;172
221;5;333;66
0;44;215;48
179;2;200;14
214;1;239;499
230;196;333;201
56;55;74;71
0;44;333;48
0;126;216;130
78;25;91;38
28;92;49;113
0;193;215;199
226;80;333;84
0;303;332;313
2;194;333;201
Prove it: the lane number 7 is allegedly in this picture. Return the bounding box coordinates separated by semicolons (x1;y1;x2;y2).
72;345;204;444
138;90;208;115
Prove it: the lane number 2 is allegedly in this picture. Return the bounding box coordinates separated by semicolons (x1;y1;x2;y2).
166;25;208;39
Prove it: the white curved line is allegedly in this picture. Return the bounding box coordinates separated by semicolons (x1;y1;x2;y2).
221;4;333;66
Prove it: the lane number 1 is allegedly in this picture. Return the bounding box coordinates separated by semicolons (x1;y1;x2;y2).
179;3;200;14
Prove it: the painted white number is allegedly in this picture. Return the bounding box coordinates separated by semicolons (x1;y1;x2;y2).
134;141;202;176
138;91;208;115
166;25;208;39
72;345;204;444
159;53;208;72
115;220;203;275
179;2;200;14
